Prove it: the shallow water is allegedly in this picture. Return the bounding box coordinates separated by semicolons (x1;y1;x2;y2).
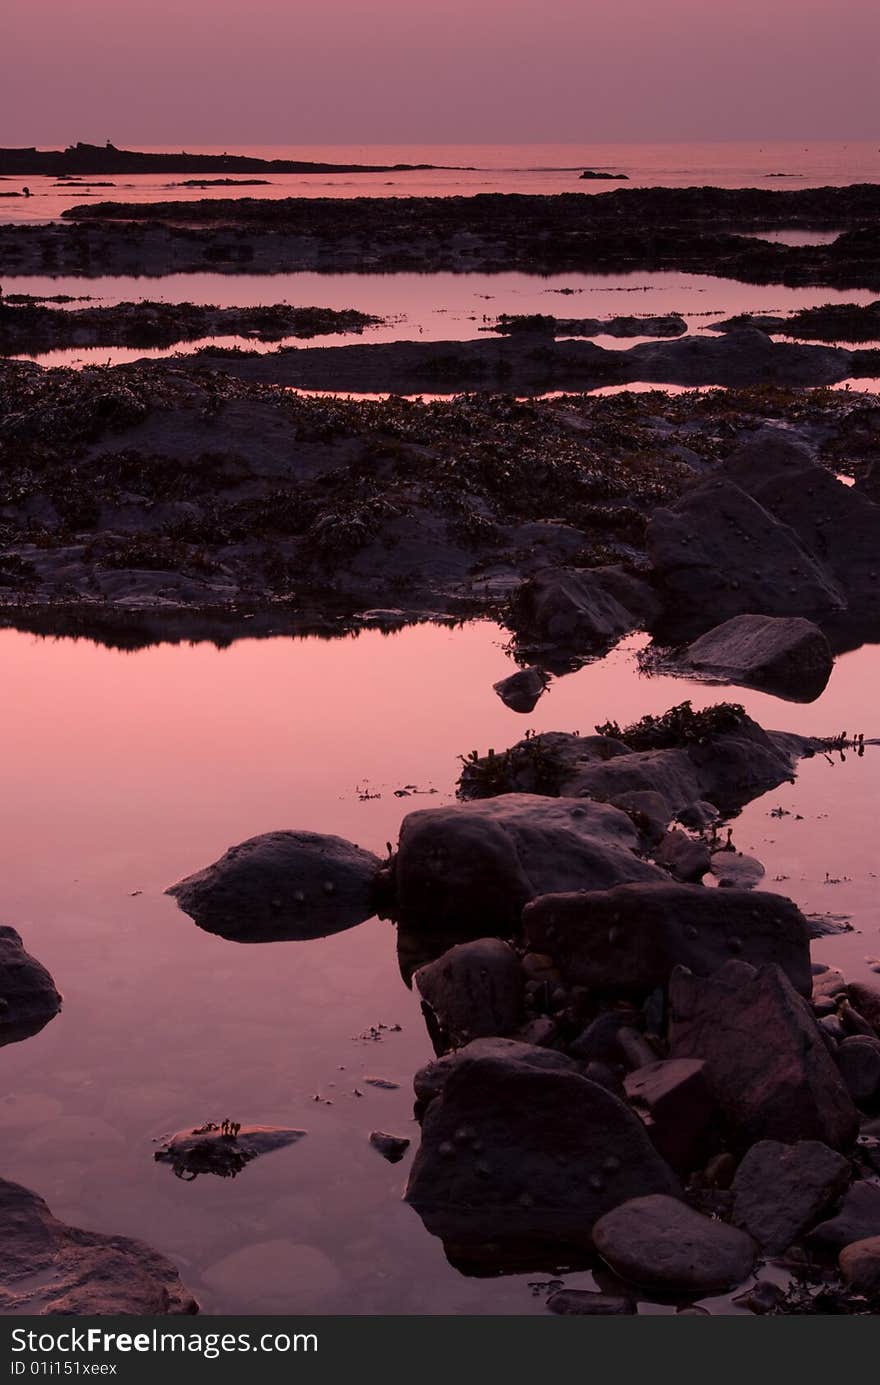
8;268;878;370
3;139;879;224
1;621;878;1313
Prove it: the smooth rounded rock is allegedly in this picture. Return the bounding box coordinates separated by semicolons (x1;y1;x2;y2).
592;1193;756;1294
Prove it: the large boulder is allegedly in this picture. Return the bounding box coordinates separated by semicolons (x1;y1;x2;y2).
166;830;382;941
412;1037;580;1112
0;925;62;1047
592;1193;756;1294
677;614;833;702
730;1140;851;1253
0;1179;197;1315
630;329;850;389
523;883;812;997
154;1123;306;1181
393;794;662;932
647;478;846;636
405;1053;680;1258
414;939;524;1053
669;961;859;1150
511;565;660;655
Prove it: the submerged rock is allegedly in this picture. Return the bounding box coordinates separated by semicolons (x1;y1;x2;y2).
523;883;812;997
546;1288;636;1314
394;794;661;932
167;830;382;941
0;925;62;1046
414;938;524;1054
730;1140;851;1252
0;1178;197;1315
154;1123;306;1181
676;613;833;701
808;1181;880;1252
592;1193;756;1294
493;666;549;714
669;961;859;1150
406;1052;679;1260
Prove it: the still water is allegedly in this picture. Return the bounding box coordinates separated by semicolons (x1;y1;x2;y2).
1;622;878;1313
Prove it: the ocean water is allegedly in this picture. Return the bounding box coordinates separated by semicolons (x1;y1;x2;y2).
2;139;878;223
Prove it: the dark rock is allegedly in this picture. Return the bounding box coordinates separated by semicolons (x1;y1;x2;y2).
676;799;720;830
523;883;812;997
647;478;846;636
704;1152;737;1190
154;1123;305;1181
592;1193;756;1293
568;1008;642;1064
414;939;524;1053
808;1180;880;1252
511;565;660;656
394;794;661;932
0;925;62;1046
0;1178;197;1314
669;961;858;1150
730;1140;851;1252
608;790;673;846
847;982;880;1037
166;830;381;941
733;1280;787;1314
839;1235;880;1293
546;1289;635;1315
653;828;711;881
412;1037;580;1112
405;1055;680;1256
836;1036;880;1108
677;614;833;701
493;666;548;714
369;1131;411;1163
709;851;766;890
624;1058;714;1173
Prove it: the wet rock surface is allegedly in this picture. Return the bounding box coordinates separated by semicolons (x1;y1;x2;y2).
592;1194;756;1294
415;939;525;1053
0;1178;197;1315
167;830;382;941
154;1122;306;1180
674;613;834;701
0;924;62;1046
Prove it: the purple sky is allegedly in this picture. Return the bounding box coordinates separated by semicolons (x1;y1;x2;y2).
3;0;878;146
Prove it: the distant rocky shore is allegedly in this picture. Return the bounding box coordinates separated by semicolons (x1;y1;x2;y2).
0;141;464;177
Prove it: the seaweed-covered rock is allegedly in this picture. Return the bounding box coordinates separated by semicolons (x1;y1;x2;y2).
523;883;812;997
166;830;381;941
592;1193;756;1294
414;939;524;1053
669;961;858;1150
0;1178;197;1315
394;794;661;932
154;1123;306;1180
677;613;833;701
0;925;62;1046
405;1054;679;1257
808;1181;880;1253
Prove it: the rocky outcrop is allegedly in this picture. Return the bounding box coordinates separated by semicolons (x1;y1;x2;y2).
0;1179;197;1315
0;925;62;1046
592;1194;756;1294
493;666;549;714
393;794;661;932
523;883;813;997
405;1051;680;1257
669;962;859;1150
676;613;834;701
167;830;382;941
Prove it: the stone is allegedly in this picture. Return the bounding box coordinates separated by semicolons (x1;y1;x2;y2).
523;883;812;997
0;1178;197;1315
167;830;381;941
412;1037;580;1112
709;851;766;890
730;1140;851;1252
546;1289;636;1315
624;1059;714;1174
154;1123;306;1181
653;828;711;882
0;925;62;1047
592;1194;756;1294
836;1036;880;1108
847;982;880;1037
668;962;858;1150
493;666;548;714
511;565;659;655
647;478;846;636
733;1280;787;1315
678;614;833;701
369;1131;411;1163
676;799;720;831
414;938;524;1053
568;1008;642;1064
839;1236;880;1294
394;794;661;932
608;790;673;845
405;1055;680;1256
808;1181;880;1252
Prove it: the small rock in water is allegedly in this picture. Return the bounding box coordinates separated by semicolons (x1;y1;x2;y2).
546;1289;635;1315
808;1180;880;1251
154;1123;305;1181
709;851;765;890
364;1077;400;1090
369;1131;411;1163
733;1280;787;1315
730;1139;850;1252
0;926;62;1047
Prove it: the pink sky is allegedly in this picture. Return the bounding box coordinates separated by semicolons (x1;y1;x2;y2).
3;0;878;145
